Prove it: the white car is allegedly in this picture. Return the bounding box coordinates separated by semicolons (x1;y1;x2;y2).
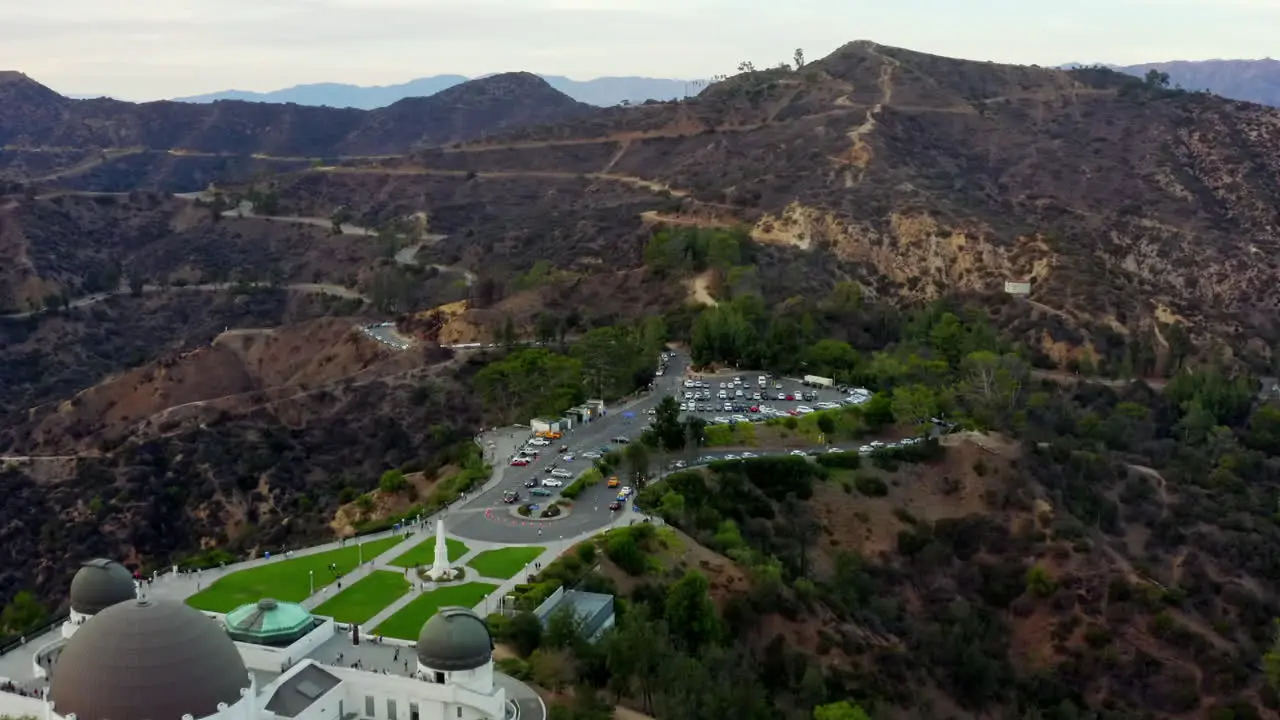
684;380;693;388
529;437;550;446
827;447;844;453
561;454;575;462
741;451;757;458
723;454;741;460
790;450;808;457
796;406;814;414
859;445;874;453
816;402;838;409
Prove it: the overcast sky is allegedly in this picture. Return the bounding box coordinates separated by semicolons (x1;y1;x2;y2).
3;0;1275;101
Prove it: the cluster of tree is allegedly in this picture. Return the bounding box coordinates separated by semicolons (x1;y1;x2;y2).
474;318;669;422
489;526;874;720
642;226;754;278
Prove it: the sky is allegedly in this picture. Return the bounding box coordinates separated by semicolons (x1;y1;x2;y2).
2;0;1276;101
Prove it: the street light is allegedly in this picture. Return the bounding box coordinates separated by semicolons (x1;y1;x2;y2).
309;570;314;596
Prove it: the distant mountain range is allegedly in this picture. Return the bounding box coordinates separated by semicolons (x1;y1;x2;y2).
1066;59;1280;107
173;74;694;109
0;71;593;157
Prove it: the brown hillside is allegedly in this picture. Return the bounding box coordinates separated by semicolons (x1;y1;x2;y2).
13;317;415;453
253;41;1280;370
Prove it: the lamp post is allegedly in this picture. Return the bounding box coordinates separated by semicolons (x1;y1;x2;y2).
358;541;363;565
309;569;314;596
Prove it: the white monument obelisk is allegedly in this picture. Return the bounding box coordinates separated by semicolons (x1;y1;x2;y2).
426;519;454;581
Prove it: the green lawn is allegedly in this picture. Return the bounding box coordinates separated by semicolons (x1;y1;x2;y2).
466;546;545;580
373;583;498;641
311;570;411;624
387;536;471;569
185;536;403;612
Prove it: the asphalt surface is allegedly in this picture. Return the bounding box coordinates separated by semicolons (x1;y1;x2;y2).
445;356;917;544
447;353;690;543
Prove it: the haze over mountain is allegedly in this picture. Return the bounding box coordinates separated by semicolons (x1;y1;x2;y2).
1066;58;1280;107
172;74;693;109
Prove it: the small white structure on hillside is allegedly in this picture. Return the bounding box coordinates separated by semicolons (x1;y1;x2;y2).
1004;279;1032;296
426;520;457;581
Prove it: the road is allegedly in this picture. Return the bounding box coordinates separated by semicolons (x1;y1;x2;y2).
447;353;690;543
444;359;876;544
0;281;366;320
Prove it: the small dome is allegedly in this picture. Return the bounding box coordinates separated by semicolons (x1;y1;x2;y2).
68;558;135;615
50;598;250;720
416;606;493;671
226;598;317;646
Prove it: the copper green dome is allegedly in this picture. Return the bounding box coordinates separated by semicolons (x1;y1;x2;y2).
225;598;317;646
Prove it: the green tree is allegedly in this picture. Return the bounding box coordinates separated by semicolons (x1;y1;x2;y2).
505;611;543;657
1174;400;1218;446
960;351;1027;426
623;442;651;486
890;384;938;431
814;701;871;720
378;470;408;494
544;605;586;650
604;607;671;712
651;396;686;452
1026;565;1056;597
1;591;48;635
684;415;708;448
1246;403;1280;455
664;571;720;652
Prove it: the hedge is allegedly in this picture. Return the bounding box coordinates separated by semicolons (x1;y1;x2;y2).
560;467;603;500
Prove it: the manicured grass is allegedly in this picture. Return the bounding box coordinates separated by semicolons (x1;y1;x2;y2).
387;536;471;569
704;421;758;447
311;570;411;624
467;546;545;580
185;536;402;612
373;583;498;641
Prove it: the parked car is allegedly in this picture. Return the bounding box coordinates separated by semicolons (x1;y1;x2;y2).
543;478;565;487
530;488;553;497
509;458;529;466
524;478;538;488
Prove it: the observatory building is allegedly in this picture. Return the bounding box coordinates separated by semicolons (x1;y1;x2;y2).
0;560;534;720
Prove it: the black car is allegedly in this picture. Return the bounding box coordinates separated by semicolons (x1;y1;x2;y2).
524;478;538;488
502;490;520;504
609;501;623;511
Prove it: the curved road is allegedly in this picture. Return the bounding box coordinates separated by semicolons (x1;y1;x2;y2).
445;357;880;544
0;281;365;320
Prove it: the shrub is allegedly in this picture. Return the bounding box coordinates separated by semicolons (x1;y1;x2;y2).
815;453;861;469
854;474;888;497
561;467;603;500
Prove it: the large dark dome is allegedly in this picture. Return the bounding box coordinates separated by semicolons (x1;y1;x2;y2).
68;559;135;615
50;598;250;720
416;606;493;671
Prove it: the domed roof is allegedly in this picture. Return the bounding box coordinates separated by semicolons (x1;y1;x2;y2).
69;558;135;615
49;598;250;720
226;598;316;645
416;606;493;671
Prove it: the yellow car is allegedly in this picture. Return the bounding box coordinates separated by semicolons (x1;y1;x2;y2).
607;477;620;488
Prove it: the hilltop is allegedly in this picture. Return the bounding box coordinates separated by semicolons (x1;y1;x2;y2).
172;73;691;108
0;71;590;158
252;40;1280;374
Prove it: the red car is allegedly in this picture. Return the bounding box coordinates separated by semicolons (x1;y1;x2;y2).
749;406;759;412
788;409;800;416
509;458;529;466
609;501;623;511
786;394;796;401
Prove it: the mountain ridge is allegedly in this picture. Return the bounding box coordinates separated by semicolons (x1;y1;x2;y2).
169;73;692;108
1062;58;1280;107
0;71;593;157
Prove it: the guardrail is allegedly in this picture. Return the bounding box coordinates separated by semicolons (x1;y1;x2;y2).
0;614;69;657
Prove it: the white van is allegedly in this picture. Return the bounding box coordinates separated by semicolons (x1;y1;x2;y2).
550;469;573;479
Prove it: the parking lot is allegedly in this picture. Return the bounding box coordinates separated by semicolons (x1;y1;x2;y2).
672;372;867;425
361;322;412;350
